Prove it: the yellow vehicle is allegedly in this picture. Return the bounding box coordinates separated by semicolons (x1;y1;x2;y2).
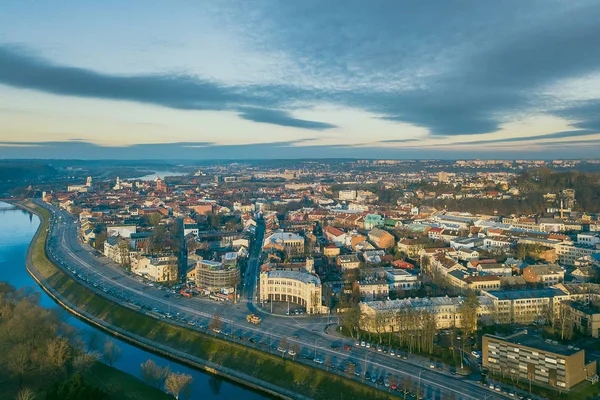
246;314;261;324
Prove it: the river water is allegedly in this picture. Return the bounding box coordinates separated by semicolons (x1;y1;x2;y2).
0;202;268;399
129;171;188;181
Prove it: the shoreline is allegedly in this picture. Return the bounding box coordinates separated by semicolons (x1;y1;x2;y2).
17;200;301;400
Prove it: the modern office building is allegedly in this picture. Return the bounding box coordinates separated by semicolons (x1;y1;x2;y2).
259;269;327;314
195;259;239;292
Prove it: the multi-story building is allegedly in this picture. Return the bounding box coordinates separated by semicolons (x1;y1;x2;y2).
103;235;131;265
523;264;565;287
259;269;327;314
195;259;239;292
359;295;493;331
368;227;395;249
562;301;600;338
482;288;569;325
338;190;357;201
131;254;178;283
483;331;597;389
337;254;361;270
386;268;419;291
555;243;600;266
263;231;305;256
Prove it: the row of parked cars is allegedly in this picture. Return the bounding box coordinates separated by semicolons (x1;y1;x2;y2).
355;341;410;359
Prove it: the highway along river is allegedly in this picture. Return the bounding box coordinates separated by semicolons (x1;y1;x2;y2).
0;202;269;399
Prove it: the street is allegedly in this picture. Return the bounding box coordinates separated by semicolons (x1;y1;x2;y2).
38;199;511;400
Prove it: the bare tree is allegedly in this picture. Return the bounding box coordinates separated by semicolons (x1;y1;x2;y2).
72;352;98;374
458;292;480;337
8;343;31;388
45;336;71;377
208;313;223;333
141;359;170;388
557;304;574;340
279;336;289;358
102;339;122;366
15;387;36;400
165;372;194;400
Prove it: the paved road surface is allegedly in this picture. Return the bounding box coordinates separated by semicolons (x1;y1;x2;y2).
38;199;517;400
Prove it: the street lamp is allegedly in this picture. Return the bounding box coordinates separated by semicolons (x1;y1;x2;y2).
314;338;320;359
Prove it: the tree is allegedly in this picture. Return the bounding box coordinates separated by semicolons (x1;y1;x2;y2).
458;292;480;336
15;387;36;400
45;336;72;377
140;359;170;389
102;339;122;367
208;313;223;333
118;241;131;268
46;373;108;400
72;352;97;374
149;212;163;227
289;342;301;361
165;372;193;400
339;304;361;338
279;336;289;358
556;304;574;340
8;343;31;388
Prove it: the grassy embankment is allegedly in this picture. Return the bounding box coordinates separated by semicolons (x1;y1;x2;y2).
26;201;395;400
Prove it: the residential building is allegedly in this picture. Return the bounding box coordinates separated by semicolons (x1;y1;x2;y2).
368;228;395;249
107;224;137;238
482;288;569;325
386;268;419;291
359;295;493;331
483;331;597;389
131;254;178;283
337;254;361;270
523;264;565;287
562;301;600;338
364;214;384;230
103;235;131;265
263;230;305;256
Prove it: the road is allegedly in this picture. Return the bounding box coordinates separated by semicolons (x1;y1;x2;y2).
37;199;515;400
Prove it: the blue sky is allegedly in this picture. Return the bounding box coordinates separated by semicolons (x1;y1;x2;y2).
1;0;600;159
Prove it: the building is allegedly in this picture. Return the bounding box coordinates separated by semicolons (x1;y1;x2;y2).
523;264;565;287
482;288;569;325
263;231;305;256
338;190;357;201
337;254;361;270
131;254;178;283
368;227;395;249
106;224;137;238
359;295;493;331
555;243;600;266
195;259;240;292
259;269;327;314
386;268;419;291
483;331;597;389
103;235;131;265
323;245;341;257
359;280;389;301
364;214;384;230
562;301;600;338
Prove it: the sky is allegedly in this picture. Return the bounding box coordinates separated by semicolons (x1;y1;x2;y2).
1;0;600;159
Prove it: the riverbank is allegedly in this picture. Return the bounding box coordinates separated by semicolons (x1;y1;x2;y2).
19;200;394;400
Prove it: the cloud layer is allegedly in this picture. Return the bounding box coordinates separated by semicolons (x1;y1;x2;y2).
1;0;600;157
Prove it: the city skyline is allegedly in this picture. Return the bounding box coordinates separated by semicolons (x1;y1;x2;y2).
2;1;600;159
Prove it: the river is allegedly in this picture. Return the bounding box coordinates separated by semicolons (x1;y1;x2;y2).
129;171;188;181
0;202;268;399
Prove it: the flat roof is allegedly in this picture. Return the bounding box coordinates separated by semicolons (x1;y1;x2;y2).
485;332;581;357
265;270;320;286
484;288;567;300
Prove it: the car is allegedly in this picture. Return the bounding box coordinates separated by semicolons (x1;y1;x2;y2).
450;367;456;375
354;369;361;377
377;377;384;385
337;364;346;372
371;375;377;383
384;378;390;387
365;372;371;380
365;343;370;348
471;350;481;358
436;362;442;371
360;341;366;347
376;345;382;352
383;347;388;354
313;358;324;364
402;352;408;360
288;350;296;356
390;349;395;356
277;347;287;354
429;360;435;368
355;342;360;347
509;389;515;397
343;344;351;351
391;383;397;390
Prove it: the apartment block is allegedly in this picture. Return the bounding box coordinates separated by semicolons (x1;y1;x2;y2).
483;331;597;389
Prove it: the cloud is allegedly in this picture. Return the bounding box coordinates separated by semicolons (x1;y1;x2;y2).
236;107;336;130
1;139;599;160
0;45;332;131
430;130;600;147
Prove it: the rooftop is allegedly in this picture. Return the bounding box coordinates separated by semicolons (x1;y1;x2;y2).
265;270;321;286
483;288;567;301
485;331;581;357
